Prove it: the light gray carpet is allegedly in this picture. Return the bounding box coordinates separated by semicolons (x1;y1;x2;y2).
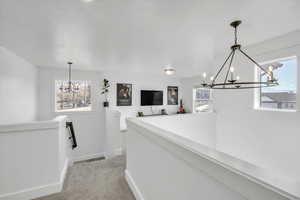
34;155;135;200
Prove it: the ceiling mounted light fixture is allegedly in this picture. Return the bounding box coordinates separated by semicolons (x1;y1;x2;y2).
164;66;176;75
201;20;279;89
81;0;94;3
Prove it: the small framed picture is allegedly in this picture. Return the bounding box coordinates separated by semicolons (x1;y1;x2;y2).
117;83;132;106
167;86;178;105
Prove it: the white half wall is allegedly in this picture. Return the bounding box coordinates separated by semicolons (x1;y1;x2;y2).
0;116;71;200
139;113;216;149
37;67;106;161
180;29;300;179
0;46;37;124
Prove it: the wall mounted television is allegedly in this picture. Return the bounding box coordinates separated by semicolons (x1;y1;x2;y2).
141;90;163;106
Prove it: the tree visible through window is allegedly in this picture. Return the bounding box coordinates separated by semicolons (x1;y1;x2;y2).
257;57;297;110
55;80;92;112
193;88;212;112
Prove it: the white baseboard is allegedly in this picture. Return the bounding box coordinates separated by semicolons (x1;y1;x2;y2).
0;159;69;200
125;170;145;200
114;148;124;156
59;159;69;190
104;148;125;159
72;152;106;163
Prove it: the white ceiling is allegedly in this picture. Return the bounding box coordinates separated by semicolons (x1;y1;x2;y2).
1;0;300;77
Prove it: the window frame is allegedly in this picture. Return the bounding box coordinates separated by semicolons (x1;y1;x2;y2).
54;80;92;113
254;56;298;112
193;87;212;113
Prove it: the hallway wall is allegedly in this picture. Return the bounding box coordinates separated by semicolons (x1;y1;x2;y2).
37;67;106;162
0;46;37;124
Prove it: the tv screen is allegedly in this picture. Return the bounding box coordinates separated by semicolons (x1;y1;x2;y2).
141;90;163;106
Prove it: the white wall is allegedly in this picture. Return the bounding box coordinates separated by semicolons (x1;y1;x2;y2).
140;113;216;148
0;46;37;124
37;67;106;161
181;29;300;179
37;67;181;160
180;75;205;113
104;109;122;157
104;70;182;130
0;116;70;200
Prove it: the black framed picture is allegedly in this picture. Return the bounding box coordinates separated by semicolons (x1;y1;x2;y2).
167;86;178;105
117;83;132;106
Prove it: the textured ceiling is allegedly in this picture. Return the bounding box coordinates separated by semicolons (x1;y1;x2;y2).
1;0;300;77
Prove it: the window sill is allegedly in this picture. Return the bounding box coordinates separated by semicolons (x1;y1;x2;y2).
254;107;297;112
54;107;96;115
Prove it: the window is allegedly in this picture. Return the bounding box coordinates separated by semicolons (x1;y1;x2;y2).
256;57;297;111
193;88;212;112
55;80;92;112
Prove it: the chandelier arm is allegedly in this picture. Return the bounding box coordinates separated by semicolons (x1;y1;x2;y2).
212;50;234;85
238;49;269;74
69;64;71;83
223;50;236;87
67;62;74;93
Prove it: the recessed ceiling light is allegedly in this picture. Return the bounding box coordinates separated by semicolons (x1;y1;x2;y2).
81;0;94;3
164;66;176;75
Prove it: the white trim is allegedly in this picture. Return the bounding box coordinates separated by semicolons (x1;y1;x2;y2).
0;183;61;200
72;152;106;162
59;159;69;190
103;148;124;159
259;55;297;66
0;116;68;134
114;148;123;156
0;121;59;134
0;160;69;200
55;107;92;113
125;170;145;200
254;107;297;112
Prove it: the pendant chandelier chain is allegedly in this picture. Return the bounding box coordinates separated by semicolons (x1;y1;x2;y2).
68;62;73;93
234;26;238;45
64;62;80;93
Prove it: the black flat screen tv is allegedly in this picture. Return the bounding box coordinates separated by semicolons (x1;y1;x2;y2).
141;90;163;106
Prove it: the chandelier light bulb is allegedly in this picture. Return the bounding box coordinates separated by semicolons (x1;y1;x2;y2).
268;65;273;72
236;76;240;81
202;72;207;78
210;76;214;81
268;66;274;80
230;67;235;73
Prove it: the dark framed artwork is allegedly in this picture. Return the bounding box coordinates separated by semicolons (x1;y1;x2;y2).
167;86;178;105
117;83;132;106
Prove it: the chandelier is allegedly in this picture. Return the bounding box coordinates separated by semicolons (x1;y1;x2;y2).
201;20;279;89
59;62;80;93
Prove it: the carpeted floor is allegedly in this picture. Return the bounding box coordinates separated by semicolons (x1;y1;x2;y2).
34;155;135;200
